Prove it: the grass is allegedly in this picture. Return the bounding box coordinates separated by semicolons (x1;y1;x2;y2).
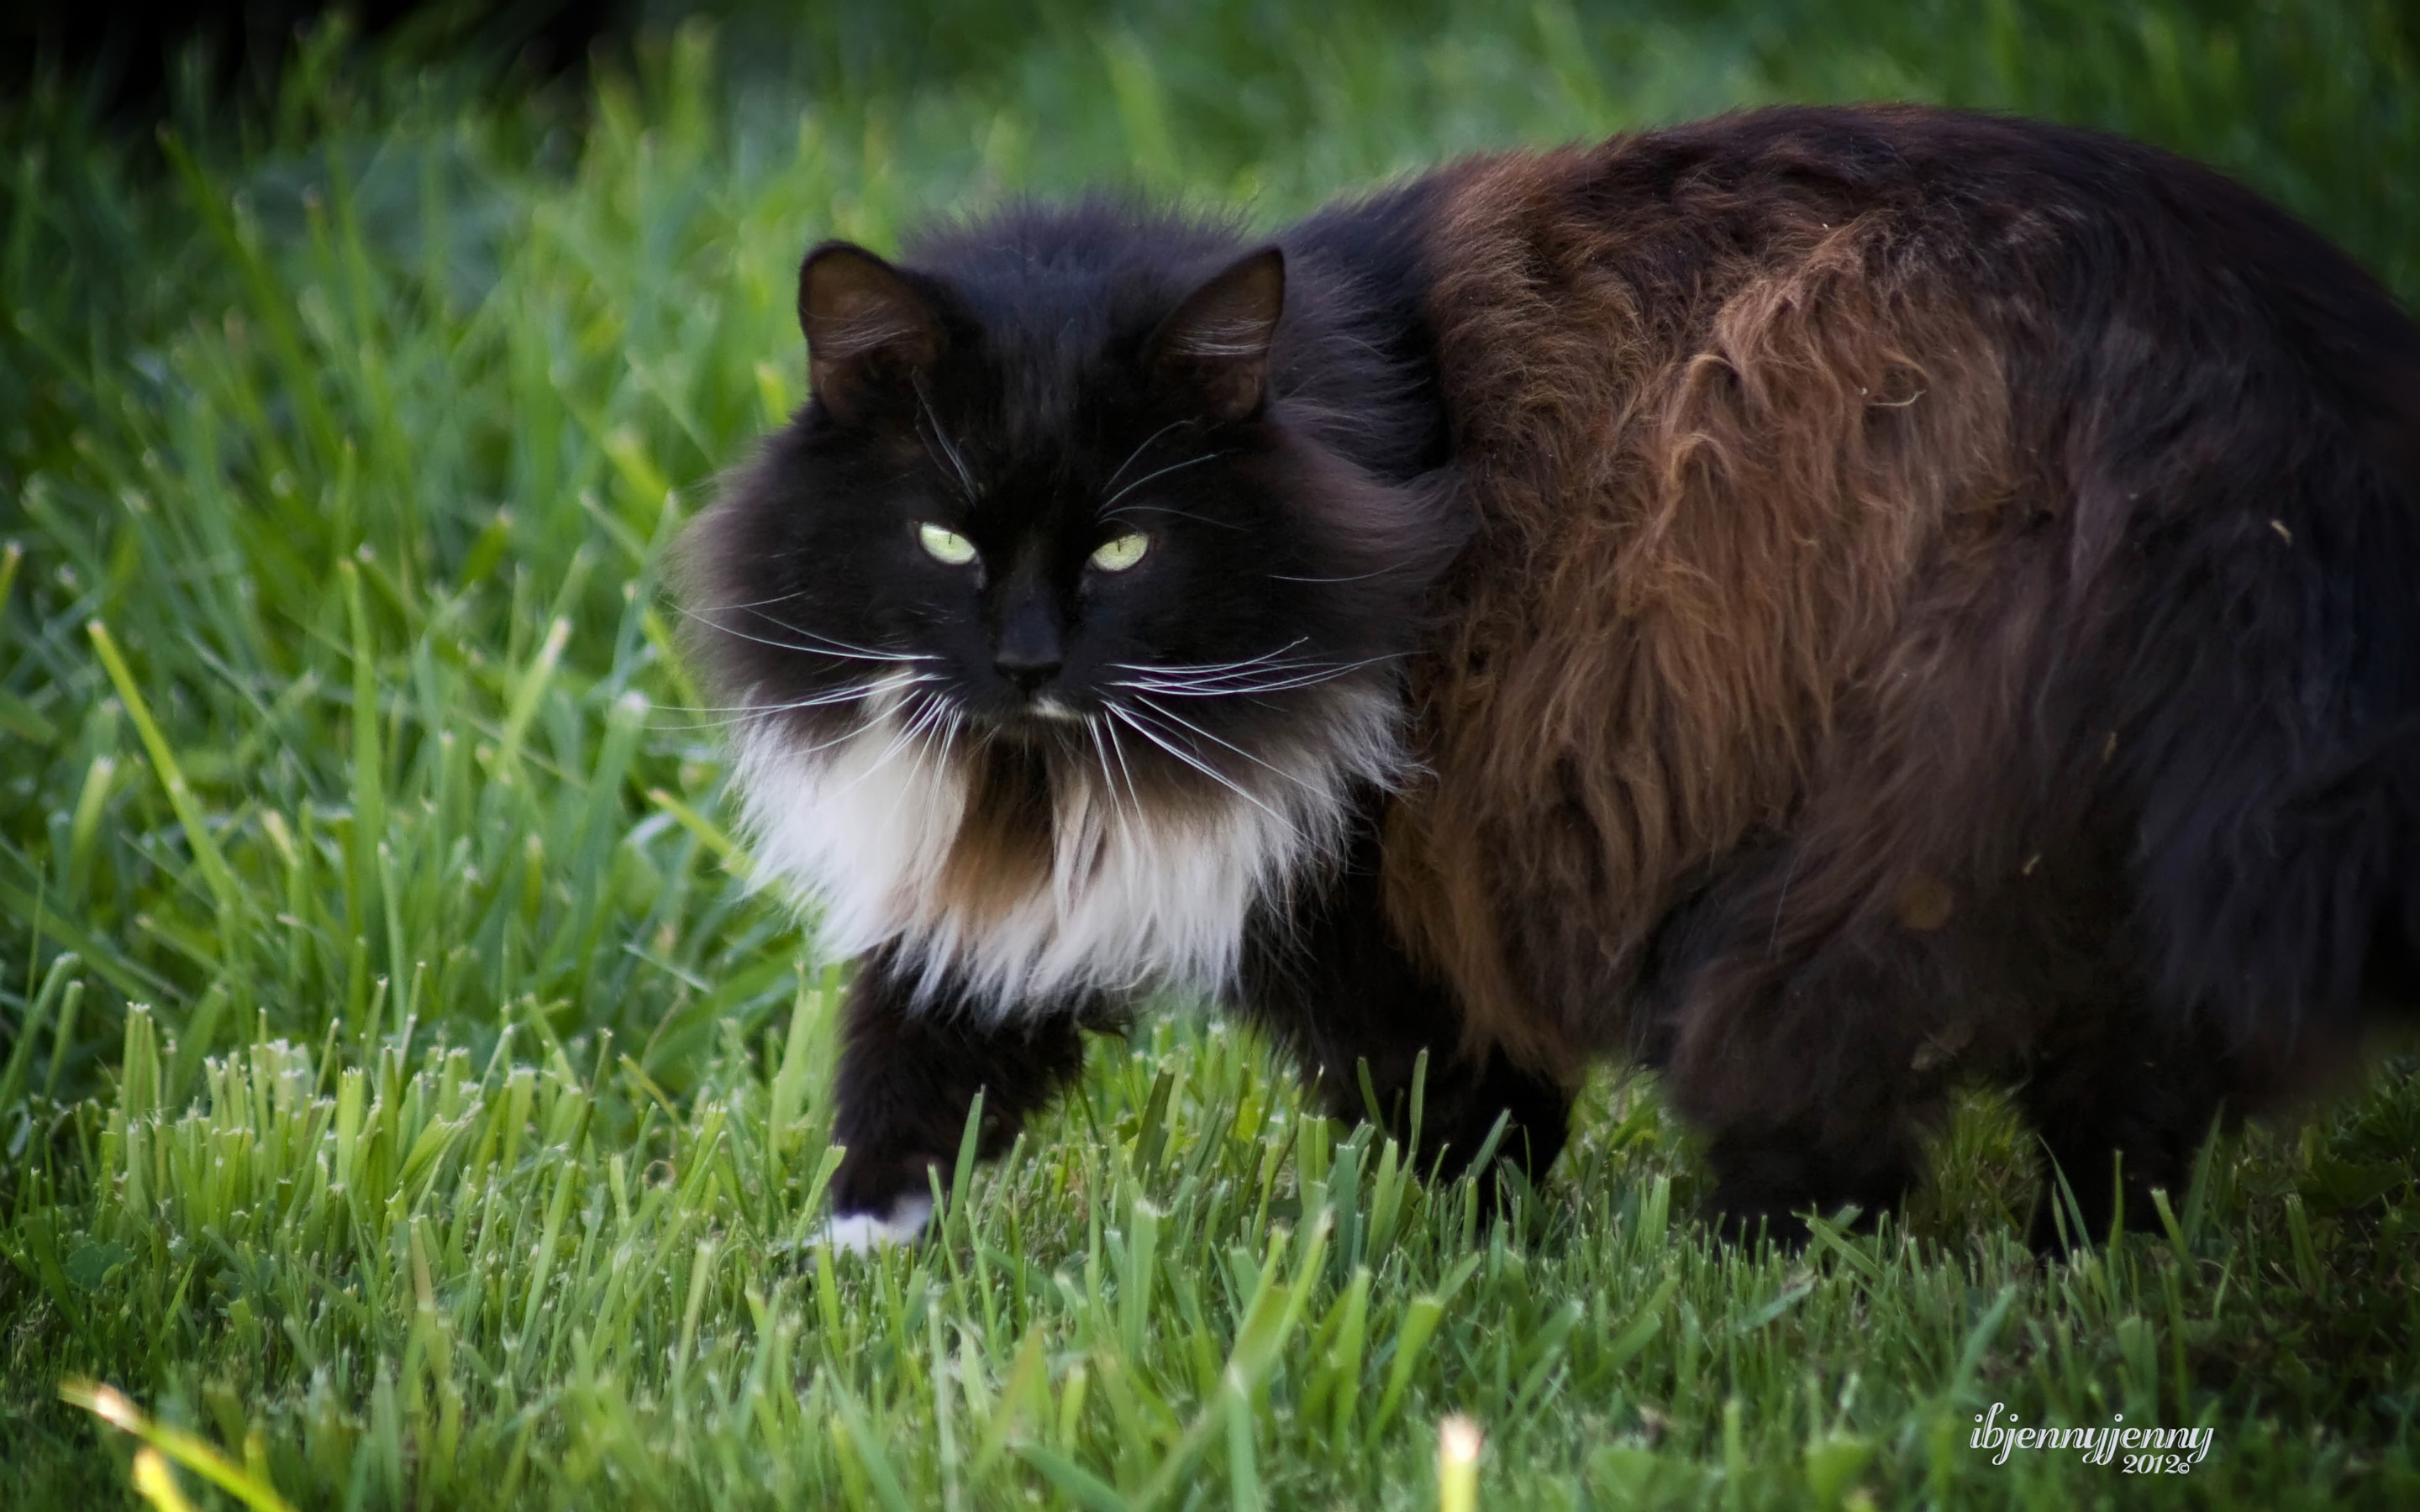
3;1;2417;1506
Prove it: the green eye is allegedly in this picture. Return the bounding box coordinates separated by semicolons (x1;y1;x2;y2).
1089;532;1150;573
918;523;977;565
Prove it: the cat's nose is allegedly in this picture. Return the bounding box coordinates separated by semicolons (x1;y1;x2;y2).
994;601;1065;694
995;644;1063;694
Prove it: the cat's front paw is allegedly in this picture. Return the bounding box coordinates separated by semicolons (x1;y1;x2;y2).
814;1192;935;1254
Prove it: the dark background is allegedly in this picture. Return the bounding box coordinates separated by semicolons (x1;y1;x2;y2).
4;1;634;120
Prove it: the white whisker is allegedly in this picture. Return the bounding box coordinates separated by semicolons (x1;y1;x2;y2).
740;717;890;764
661;679;934;720
1098;710;1144;816
1106;703;1287;823
1109;651;1407;697
913;375;981;502
827;696;951;801
1268;565;1405;584
676;602;939;665
1124;695;1327;794
1108;638;1310;678
934;705;963;771
692;587;813;612
739;609;939;664
1081;718;1123;821
1101;417;1192;497
1099;450;1231;514
1113;672;1355;697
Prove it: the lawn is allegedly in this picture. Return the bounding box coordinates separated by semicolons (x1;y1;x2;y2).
3;1;2417;1506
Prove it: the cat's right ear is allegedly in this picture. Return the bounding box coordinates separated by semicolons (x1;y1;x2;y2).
798;242;944;423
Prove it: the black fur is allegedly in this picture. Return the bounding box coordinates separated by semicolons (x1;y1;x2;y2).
829;946;1104;1218
1238;803;1574;1188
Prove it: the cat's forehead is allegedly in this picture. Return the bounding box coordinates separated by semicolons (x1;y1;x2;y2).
958;280;1126;443
904;206;1249;451
905;200;1241;303
926;282;1160;473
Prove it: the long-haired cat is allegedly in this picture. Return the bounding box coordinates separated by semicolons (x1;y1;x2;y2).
684;104;2420;1248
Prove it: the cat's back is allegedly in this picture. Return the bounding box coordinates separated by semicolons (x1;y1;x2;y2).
1417;102;2417;483
1377;103;2420;1063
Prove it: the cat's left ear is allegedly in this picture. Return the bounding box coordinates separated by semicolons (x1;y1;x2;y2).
1148;247;1285;421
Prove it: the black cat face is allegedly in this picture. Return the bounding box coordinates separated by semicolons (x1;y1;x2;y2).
687;207;1442;787
767;239;1302;732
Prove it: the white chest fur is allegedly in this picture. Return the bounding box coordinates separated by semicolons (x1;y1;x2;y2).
731;687;1402;1016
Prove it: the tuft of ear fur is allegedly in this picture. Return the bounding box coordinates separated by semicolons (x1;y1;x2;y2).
798;242;944;423
1149;247;1285;421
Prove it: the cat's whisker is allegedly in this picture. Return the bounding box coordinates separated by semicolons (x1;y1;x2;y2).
826;694;956;801
913;375;981;502
1080;717;1125;822
1098;450;1232;514
900;702;951;781
652;676;947;732
674;610;850;659
1116;675;1349;697
737;717;892;764
1123;691;1335;798
692;588;813;612
1102;501;1244;532
1111;724;1142;812
1106;703;1286;823
679;603;939;665
676;608;885;662
896;685;955;742
1126;694;1328;795
1097;709;1144;817
1108;638;1311;678
747;670;953;776
743;670;944;748
1110;669;1369;696
721;609;929;663
1099;417;1194;498
739;608;941;664
1110;650;1407;697
1108;663;1334;689
1268;564;1407;584
656;706;831;733
934;704;964;772
1113;657;1335;680
668;680;936;718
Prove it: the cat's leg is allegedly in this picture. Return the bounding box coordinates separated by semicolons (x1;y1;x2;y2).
2015;1011;2238;1252
1239;846;1577;1189
1644;867;1964;1245
1660;961;1946;1247
1255;974;1577;1188
826;946;1099;1248
1650;832;2252;1248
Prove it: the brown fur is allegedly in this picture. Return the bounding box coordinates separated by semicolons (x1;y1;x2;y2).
1386;138;2021;1074
934;742;1058;923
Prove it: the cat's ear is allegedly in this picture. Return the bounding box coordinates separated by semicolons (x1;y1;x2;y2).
1148;247;1285;421
797;242;944;423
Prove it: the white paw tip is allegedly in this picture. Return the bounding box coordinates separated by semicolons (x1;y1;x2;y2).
817;1193;934;1254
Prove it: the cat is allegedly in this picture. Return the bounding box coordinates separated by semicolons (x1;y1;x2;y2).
682;103;2420;1250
